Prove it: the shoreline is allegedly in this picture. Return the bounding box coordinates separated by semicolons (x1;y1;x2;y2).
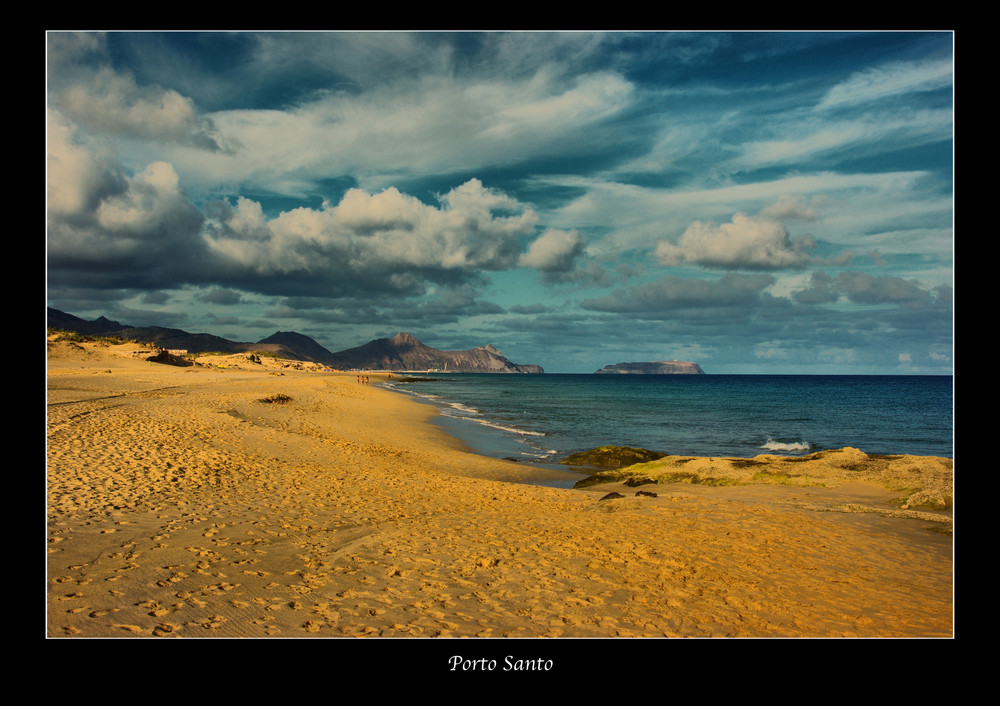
380;372;953;462
46;339;953;638
382;376;954;504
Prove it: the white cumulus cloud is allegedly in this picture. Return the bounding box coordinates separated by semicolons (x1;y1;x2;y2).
519;228;585;272
655;199;816;270
203;179;540;280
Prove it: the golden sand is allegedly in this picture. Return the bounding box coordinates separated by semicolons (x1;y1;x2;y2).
46;338;953;638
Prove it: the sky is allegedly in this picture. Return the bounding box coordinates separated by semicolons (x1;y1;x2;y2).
46;31;954;374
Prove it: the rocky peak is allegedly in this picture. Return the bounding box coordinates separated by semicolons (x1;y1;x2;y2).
389;332;419;345
326;332;542;373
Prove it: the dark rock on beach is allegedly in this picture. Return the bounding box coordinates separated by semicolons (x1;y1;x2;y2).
561;445;667;469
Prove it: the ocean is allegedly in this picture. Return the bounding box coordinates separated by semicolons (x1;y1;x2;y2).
384;374;954;469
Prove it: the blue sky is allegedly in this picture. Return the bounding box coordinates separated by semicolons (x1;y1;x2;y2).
46;31;953;373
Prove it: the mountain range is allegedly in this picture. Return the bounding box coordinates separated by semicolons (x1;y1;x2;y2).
46;308;543;373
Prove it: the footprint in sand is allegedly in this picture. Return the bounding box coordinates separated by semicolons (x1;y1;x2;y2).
153;623;182;636
112;624;145;634
191;615;227;630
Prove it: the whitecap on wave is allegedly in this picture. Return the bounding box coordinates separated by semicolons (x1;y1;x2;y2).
436;402;547;437
760;438;811;453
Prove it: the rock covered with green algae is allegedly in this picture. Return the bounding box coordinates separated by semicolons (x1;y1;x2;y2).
570;446;954;512
560;445;667;470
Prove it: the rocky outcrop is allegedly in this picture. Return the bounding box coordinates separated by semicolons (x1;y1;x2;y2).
595;361;704;374
560;445;667;469
569;447;954;518
145;349;193;367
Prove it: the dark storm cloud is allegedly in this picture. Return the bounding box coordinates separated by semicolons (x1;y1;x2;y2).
48;109;570;311
47;112;210;289
792;270;941;307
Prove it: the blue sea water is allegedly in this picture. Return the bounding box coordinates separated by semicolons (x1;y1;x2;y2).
384;374;953;465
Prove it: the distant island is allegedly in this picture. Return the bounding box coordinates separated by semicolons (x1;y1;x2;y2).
594;361;705;375
46;308;543;374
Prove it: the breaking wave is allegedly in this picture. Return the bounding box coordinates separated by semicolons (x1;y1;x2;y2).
760;438;811;453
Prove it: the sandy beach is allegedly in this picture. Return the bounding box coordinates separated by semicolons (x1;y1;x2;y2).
46;337;953;639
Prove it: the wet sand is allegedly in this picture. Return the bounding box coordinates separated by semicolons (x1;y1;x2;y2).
46;338;953;639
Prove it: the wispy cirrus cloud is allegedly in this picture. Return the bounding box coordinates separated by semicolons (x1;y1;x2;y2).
816;56;953;110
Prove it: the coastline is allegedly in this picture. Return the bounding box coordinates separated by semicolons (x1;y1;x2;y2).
47;338;953;638
383;372;953;461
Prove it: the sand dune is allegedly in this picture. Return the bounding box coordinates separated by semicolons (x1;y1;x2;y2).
46;337;952;638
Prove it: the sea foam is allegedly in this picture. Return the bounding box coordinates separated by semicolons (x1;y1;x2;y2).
760;438;811;453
